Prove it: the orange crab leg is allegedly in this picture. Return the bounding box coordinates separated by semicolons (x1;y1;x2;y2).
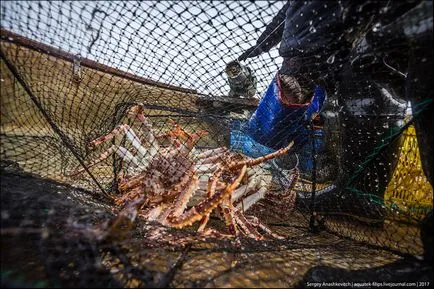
158;174;199;224
168;165;247;229
229;141;294;170
220;195;238;236
197;168;223;232
171;175;199;217
164;119;207;142
197;212;210;232
246;215;285;240
233;208;263;240
89;124;143;149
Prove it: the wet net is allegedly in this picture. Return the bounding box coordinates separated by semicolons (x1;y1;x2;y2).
1;1;433;288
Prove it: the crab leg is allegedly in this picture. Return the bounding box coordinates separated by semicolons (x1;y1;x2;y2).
219;195;238;235
236;185;267;212
166;119;208;145
114;185;144;207
195;163;218;173
233;208;264;240
68;145;139;177
197;213;210;232
129;105;158;148
146;204;169;221
200;228;233;239
181;131;208;155
246;215;285;240
197;154;227;165
230;166;298;239
197;169;223;232
89;124;139;149
232;168;264;203
194;147;228;161
89;124;154;166
158;175;199;224
172;175;199;216
229;141;294;170
158;120;207;154
232;184;248;203
233;166;271;210
168;165;247;229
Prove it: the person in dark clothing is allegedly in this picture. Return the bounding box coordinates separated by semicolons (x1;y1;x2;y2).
237;1;354;183
238;0;425;104
238;0;360;106
238;0;433;260
239;0;412;181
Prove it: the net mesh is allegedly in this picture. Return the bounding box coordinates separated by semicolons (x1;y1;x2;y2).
1;1;433;287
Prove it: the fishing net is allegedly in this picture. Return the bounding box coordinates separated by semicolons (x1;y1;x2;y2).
1;1;432;287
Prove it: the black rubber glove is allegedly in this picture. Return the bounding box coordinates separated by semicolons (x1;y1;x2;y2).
238;46;263;61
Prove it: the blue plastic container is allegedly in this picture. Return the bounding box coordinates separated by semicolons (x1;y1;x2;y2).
245;74;326;150
230;119;275;159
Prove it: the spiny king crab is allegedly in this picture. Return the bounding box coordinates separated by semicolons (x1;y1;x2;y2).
69;104;298;240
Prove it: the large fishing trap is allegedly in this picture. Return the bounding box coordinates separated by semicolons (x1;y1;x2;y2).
1;1;433;288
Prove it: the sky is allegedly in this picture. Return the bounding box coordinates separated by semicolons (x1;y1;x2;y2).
1;1;286;96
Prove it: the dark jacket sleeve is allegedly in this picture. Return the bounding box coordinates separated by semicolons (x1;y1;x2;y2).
254;1;291;53
238;1;291;60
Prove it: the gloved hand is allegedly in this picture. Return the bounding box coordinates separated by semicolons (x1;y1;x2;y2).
238;46;263;61
278;74;309;104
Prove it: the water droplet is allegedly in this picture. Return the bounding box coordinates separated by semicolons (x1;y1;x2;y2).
326;54;335;64
380;6;389;14
372;22;381;32
309;26;317;33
